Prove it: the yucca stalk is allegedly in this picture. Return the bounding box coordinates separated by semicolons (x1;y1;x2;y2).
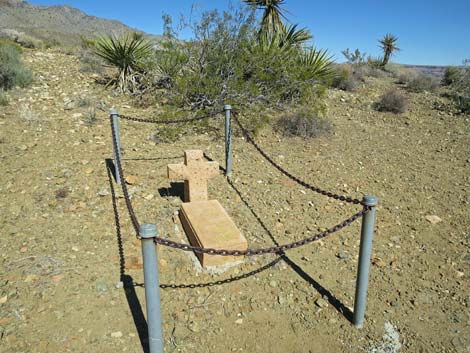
379;33;400;67
243;0;288;40
93;33;153;92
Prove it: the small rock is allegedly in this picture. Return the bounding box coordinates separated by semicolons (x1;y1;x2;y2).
336;251;349;260
125;175;138;185
51;274;64;284
115;281;123;289
97;188;110;197
425;215;442;224
269;280;277;288
95;281;108;294
235;318;243;324
372;257;386;267
0;295;7;304
315;298;329;308
144;194;154;200
24;274;39;283
111;331;123;338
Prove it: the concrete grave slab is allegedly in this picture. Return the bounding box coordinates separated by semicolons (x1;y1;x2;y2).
179;200;248;267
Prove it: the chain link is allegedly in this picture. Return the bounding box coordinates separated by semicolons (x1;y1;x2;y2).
110;115;141;235
232;111;366;206
160;257;283;289
153;205;369;256
117;111;220;124
110;112;371;256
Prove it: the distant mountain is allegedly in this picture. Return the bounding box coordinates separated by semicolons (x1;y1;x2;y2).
403;65;448;79
0;0;163;46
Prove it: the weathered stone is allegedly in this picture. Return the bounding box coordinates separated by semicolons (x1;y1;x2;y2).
425;215;442;224
167;150;219;202
179;200;247;267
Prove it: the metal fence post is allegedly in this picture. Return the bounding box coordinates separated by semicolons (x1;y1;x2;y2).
110;109;122;185
224;104;232;177
139;224;164;353
353;195;378;328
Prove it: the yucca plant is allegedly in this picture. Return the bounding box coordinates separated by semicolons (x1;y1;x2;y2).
93;33;153;92
379;33;400;67
243;0;288;40
257;23;312;58
297;47;335;82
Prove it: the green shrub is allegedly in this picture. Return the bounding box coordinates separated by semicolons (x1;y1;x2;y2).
451;60;470;114
442;66;461;86
407;73;439;92
375;90;407;114
157;6;333;113
0;43;33;90
0;90;9;106
332;65;358;91
276;107;331;139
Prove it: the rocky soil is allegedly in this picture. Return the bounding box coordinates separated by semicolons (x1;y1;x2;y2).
0;49;469;353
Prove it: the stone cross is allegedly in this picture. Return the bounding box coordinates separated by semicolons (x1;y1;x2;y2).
167;150;219;202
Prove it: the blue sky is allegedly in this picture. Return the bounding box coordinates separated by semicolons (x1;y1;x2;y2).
29;0;470;66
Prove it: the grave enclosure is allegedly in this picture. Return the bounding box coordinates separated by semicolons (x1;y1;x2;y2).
108;106;378;353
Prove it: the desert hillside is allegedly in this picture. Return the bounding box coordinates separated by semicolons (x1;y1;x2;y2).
0;47;469;353
0;0;162;46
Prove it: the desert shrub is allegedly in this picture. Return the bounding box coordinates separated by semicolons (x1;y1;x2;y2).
407;73;439;92
451;60;470;114
276;107;331;139
0;90;9;106
375;90;407;114
0;29;42;49
0;42;33;90
332;65;358;91
342;48;367;65
157;6;333;112
442;66;461;86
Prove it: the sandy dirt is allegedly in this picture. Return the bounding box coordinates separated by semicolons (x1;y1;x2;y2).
0;49;469;353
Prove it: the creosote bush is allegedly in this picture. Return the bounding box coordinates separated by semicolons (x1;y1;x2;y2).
407;73;439;92
151;6;334;114
332;65;358;91
276;107;331;139
442;66;461;86
0;42;33;90
375;90;407;114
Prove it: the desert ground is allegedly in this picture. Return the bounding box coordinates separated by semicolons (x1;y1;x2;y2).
0;49;469;353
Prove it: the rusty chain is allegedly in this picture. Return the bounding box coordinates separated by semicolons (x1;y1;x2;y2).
232;111;366;206
110;115;140;235
110;112;371;256
117;111;220;124
160;257;283;289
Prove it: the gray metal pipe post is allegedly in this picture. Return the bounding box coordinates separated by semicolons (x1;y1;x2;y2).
110;109;122;185
139;224;164;353
224;104;233;176
353;195;378;328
